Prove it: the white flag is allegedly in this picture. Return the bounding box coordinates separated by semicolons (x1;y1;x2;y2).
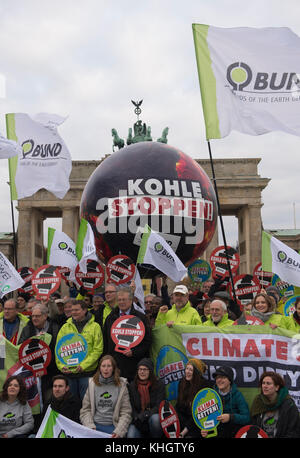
6;112;72;200
0;134;22;159
137;225;187;282
0;252;25;298
133;268;145;313
36;406;110;438
193;24;300;139
47;228;78;270
262;231;300;287
76;218;98;274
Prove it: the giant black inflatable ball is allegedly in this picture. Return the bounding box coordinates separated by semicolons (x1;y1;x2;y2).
80;142;217;278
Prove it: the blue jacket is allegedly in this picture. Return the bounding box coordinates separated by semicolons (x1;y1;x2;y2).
215;382;250;425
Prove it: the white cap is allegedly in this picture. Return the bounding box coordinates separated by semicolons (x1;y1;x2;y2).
173;284;189;295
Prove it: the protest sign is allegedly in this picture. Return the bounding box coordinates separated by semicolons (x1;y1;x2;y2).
235;425;268;438
55;333;88;371
110;315;145;354
31;265;61;299
75;260;104;291
19;338;51;377
106;255;136;285
17;267;34;295
192;388;222;437
159;400;180;438
151;324;300;411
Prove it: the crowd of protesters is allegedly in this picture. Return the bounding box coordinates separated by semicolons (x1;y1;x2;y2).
0;274;299;439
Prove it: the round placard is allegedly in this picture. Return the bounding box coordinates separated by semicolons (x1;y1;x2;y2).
229;274;260;310
19;338;52;377
17;267;35;295
159;400;180;438
75;260;105;290
31;265;61;299
252;262;272;289
110;315;145;354
188;259;211;283
106;255;136;285
192;388;223;431
271;274;294;298
235;425;268;438
55;333;88;368
210;245;240;279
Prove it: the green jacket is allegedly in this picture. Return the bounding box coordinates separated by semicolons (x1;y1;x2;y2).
0;312;29;344
279;314;300;333
203;313;234;328
55;313;103;375
155;301;202;326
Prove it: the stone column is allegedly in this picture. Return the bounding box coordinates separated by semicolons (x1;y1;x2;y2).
17;208;34;268
62;207;77;241
238;204;262;274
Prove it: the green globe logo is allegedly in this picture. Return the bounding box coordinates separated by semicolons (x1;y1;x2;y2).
154;242;163;253
58;242;68;250
277;251;287;263
227;62;252;91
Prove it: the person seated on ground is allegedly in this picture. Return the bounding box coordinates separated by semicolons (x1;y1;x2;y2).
41;375;81;424
176;358;211;438
80;355;132;437
127;358;165;438
250;371;300;438
0;375;34;438
201;366;250;438
155;284;202;327
250;293;283;329
202;299;234;328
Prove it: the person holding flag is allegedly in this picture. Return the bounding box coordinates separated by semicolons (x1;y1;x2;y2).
155;284;202;327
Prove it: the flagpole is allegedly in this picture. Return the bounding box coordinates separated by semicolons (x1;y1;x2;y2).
207;140;238;305
10;198;18;270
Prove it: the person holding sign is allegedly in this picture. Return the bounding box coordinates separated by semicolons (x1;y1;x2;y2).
250;371;300;438
250;293;283;329
80;355;132;437
127;358;165;438
201;366;250;438
55;300;103;400
103;287;151;382
155;284;202;327
176;359;211;438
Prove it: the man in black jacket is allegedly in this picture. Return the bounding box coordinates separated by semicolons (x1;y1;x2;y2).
41;375;81;423
103;286;151;382
19;303;60;401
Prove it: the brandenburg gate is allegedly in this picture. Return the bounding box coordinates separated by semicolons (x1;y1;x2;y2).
16;156;270;275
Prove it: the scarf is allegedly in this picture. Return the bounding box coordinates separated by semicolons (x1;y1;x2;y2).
137;380;151;412
99;375;115;385
250;386;289;417
251;307;274;323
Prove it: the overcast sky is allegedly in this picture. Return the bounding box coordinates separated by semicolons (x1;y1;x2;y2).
0;0;300;248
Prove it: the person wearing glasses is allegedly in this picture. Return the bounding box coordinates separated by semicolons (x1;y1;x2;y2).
144;294;159;328
127;358;165;438
93;283;118;331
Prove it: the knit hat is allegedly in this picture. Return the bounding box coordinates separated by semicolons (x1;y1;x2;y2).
213;366;234;384
188;358;207;375
137;358;154;373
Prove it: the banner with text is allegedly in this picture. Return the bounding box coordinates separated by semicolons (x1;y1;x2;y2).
151;324;300;410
